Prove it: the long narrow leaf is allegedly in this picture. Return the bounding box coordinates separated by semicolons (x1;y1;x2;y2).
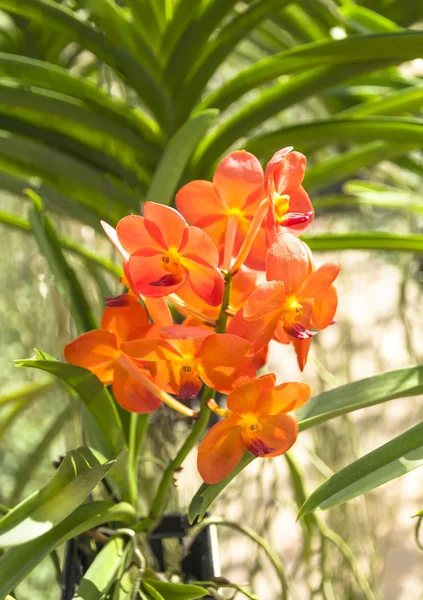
304;232;423;252
0;447;114;547
298;420;423;518
17;353;125;459
0;501;135;598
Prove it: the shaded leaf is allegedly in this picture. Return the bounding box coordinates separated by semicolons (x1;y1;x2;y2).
73;536;125;599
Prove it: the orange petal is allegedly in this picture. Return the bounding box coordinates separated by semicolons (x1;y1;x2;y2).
175;180;226;224
179;225;220;267
312;284;338;330
227;374;276;414
161;324;212;340
182;258;224;307
263;146;292;193
64;330;118;385
293;338;312;371
127;254;186;298
252;345;269;370
200;363;256;395
274;320;292;344
244;412;298;458
241;225;267;271
144;202;187;250
116;215;163;255
256;382;311;416
101;302;149;344
298;262;340;300
101;221;130;261
213;150;264;210
243;281;284;321
198;333;252;367
144;297;173;327
147;360;182;395
121;338;182;361
230;268;258;310
265;148;306;195
112;363;161;413
197;414;244;484
227;307;279;353
266;232;311;295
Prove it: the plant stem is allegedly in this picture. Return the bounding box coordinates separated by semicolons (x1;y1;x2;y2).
148;386;215;521
216;271;232;334
128;414;150;508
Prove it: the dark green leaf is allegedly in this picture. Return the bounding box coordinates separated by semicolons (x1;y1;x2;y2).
0;447;114;546
0;501;135;597
298;420;423;518
16;354;125;458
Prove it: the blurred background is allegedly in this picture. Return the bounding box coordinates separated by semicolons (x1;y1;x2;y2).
1;0;423;598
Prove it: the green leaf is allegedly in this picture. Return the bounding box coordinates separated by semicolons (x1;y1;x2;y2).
28;191;98;334
0;377;54;407
0;0;168;124
303;232;423;253
0;447;114;547
245;117;423;162
144;579;208;600
188;453;255;524
341;4;402;33
0;52;161;143
0;209;122;278
73;536;125;600
297;365;423;432
0;131;139;224
16;354;125;458
199;31;423;112
0;501;135;598
175;0;291;124
142;581;165;600
297;419;423;518
145;110;218;206
192;61;395;174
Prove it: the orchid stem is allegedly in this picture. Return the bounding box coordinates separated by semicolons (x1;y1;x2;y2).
230;198;270;275
216;271;232;334
168;294;216;327
148;385;215;522
117;355;197;419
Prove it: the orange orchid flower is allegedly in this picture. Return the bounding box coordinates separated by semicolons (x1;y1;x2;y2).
121;325;256;400
114;203;224;307
101;220;173;327
229;232;340;370
264;147;314;245
176;150;267;270
197;374;311;484
64;300;162;413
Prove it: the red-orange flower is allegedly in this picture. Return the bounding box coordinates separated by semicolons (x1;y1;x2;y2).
176;151;267;270
265;147;314;244
64;300;161;413
229;232;340;370
197;374;311;483
115;203;224;306
121;325;255;400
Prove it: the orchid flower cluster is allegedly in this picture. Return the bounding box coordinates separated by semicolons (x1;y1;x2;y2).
65;147;340;484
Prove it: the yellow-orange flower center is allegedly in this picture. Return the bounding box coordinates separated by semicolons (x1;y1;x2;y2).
273;194;290;222
162;248;184;277
241;414;261;432
283;296;303;325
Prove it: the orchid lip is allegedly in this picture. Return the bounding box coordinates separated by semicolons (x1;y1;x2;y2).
286;323;318;340
247;438;276;457
105;293;131;307
150;273;182;287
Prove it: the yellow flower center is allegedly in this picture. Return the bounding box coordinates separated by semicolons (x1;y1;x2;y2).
241;414;262;433
273;194;290;222
162;248;183;276
283;296;303;325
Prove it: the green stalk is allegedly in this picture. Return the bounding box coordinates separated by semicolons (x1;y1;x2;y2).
127;414;150;507
143;272;233;524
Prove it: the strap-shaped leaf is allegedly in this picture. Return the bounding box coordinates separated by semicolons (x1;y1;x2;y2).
0;53;161;143
0;447;114;547
304;232;423;252
0;501;135;598
29;192;98;333
17;353;125;458
175;0;291;124
199;31;423;112
73;536;125;600
143;579;208;600
297;366;423;431
297;419;423;518
192;61;394;174
0;0;168;124
145;109;218;206
245;117;423;162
